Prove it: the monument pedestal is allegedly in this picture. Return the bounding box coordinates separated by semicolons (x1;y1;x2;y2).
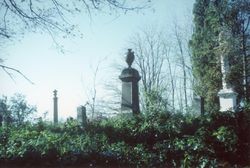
218;88;238;112
120;67;141;114
119;49;141;115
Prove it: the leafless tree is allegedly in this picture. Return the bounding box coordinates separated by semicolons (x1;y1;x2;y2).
173;23;188;110
163;43;177;111
104;73;122;113
129;28;170;112
171;19;194;113
127;24;194;113
82;61;100;120
82;56;111;119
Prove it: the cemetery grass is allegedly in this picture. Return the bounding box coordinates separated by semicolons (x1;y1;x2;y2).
0;109;250;167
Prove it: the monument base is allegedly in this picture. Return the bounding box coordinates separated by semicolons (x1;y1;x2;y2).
218;88;238;112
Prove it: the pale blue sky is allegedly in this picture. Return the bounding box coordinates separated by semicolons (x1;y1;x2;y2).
0;0;195;121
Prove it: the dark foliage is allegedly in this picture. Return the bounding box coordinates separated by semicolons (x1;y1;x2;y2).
0;109;250;167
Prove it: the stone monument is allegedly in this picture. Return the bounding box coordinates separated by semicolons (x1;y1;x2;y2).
218;31;238;112
0;115;2;126
77;105;87;126
53;90;58;123
192;94;205;115
119;49;141;114
0;101;5;126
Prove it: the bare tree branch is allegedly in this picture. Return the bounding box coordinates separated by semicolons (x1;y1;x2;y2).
0;0;150;39
0;64;34;84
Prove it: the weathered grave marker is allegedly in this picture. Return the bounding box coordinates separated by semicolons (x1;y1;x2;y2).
192;94;205;115
77;105;87;126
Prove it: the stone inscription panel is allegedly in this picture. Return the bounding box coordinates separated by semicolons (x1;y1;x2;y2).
121;82;132;111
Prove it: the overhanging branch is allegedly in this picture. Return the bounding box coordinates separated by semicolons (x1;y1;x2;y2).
1;64;34;84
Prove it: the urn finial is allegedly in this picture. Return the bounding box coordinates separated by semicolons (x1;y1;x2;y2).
126;49;134;68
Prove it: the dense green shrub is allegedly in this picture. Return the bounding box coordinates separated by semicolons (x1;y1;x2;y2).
0;109;249;167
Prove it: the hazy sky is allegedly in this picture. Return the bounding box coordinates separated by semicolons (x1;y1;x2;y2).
0;0;195;121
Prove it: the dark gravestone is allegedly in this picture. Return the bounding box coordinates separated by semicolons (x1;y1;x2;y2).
200;96;205;116
192;95;205;116
119;49;141;114
192;95;201;114
0;113;2;127
77;106;87;126
0;102;4;126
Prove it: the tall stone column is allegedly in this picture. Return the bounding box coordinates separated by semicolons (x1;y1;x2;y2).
53;90;58;123
119;49;141;114
218;31;238;112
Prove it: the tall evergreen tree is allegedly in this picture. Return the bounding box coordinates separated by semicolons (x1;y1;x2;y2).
190;0;250;112
190;0;221;112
